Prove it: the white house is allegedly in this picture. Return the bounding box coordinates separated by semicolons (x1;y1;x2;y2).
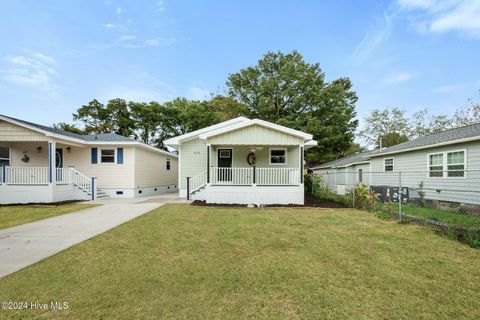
0;115;178;204
165;117;317;205
313;123;480;205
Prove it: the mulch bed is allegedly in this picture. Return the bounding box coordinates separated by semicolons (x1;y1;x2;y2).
190;193;347;208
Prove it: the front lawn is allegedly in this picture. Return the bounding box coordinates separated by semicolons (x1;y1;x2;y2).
0;205;479;319
0;203;97;230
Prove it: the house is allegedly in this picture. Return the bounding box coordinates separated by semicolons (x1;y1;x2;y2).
313;123;480;204
164;117;317;205
0;115;178;204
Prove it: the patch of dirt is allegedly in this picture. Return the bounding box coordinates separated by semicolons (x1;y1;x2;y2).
190;193;348;208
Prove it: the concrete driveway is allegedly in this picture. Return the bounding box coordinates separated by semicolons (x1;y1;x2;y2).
0;193;188;278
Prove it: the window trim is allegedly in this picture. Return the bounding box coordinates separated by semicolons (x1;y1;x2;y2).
383;157;394;172
166;158;171;171
0;146;10;166
99;148;116;164
269;148;287;165
426;149;467;179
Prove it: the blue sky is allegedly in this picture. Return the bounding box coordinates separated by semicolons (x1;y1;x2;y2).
0;0;479;132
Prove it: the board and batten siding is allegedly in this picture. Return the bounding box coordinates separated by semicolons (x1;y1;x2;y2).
63;145;135;189
0;120;49;141
134;147;178;187
179;138;207;190
369;141;480;204
206;125;304;145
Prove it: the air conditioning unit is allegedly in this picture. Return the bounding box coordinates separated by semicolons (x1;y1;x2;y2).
334;185;346;195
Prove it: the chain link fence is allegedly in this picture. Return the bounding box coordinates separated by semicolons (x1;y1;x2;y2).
309;169;480;234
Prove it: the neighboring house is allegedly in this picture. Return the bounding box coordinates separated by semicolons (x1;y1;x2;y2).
0;115;178;204
313;123;480;204
165;117;317;205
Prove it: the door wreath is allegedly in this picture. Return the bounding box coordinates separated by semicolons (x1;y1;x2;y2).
247;152;256;166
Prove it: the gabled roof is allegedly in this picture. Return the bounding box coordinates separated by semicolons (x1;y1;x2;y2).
198;118;314;141
369;122;480;157
312;150;375;169
165;117;317;148
0;114;177;157
163;117;250;147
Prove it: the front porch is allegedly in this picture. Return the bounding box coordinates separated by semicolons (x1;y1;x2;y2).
0;139;96;204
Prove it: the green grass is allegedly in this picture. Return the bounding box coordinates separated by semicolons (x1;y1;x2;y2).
0;205;479;319
387;203;480;229
0;203;97;230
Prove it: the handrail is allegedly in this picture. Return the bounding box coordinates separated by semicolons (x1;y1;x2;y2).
70;168;92;194
210;167;300;185
189;170;207;193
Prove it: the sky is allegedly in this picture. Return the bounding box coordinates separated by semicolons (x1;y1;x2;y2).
0;0;479;133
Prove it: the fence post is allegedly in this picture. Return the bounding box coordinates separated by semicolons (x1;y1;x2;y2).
352;171;356;208
186;177;191;200
91;177;97;201
398;171;402;222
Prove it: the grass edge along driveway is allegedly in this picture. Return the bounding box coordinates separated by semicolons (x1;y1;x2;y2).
0;204;479;319
0;203;98;230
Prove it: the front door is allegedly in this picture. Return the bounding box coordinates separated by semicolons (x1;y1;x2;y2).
217;149;232;182
56;148;63;181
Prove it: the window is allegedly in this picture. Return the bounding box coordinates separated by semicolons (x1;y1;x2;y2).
270;148;286;164
166;158;171;171
100;149;115;163
219;150;231;158
358;169;363;183
384;158;394;172
429;153;444;177
0;147;9;166
447;151;465;177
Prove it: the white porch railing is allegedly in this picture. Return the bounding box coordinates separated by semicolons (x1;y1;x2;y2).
5;167;49;185
70;168;93;195
210;167;300;186
257;168;300;185
190;170;207;192
0;166;96;198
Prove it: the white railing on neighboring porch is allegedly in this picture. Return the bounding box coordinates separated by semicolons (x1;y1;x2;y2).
209;167;300;186
4;167;49;185
0;166;96;198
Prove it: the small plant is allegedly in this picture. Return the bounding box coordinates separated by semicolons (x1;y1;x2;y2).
465;232;480;249
354;184;380;211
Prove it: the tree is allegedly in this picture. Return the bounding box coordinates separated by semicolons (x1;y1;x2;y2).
129;101;161;145
343;143;367;156
73;99;134;136
206;95;247;121
226;50;358;163
52;122;84;135
378;132;409;148
410;109;452;137
454;91;480;127
359;108;410;147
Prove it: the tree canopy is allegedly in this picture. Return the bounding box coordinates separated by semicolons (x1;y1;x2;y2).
227;51;359;163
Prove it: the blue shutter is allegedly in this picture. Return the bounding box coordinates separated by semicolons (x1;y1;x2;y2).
91;148;98;164
117;148;124;164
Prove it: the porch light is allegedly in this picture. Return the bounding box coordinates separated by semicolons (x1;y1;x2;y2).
37;146;42;153
67;147;71;153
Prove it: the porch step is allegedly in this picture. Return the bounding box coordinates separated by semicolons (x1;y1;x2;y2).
96;189;110;199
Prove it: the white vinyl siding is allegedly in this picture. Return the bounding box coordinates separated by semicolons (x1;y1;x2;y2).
134;147;178;187
0;120;49;141
206;124;304;145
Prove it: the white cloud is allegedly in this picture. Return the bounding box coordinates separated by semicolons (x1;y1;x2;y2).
102;23;116;29
384;72;417;84
144;39;160;46
115;7;124;14
157;1;166;12
0;52;57;89
118;35;137;42
102;23;128;31
186;87;210;100
431;83;464;93
397;0;480;38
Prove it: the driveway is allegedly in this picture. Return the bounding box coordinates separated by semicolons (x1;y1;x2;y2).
0;193;188;278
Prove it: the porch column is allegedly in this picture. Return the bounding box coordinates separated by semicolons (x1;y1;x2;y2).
300;145;304;184
206;144;210;184
48;140;56;184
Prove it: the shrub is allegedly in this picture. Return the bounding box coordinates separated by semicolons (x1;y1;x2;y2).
466;232;480;249
354;184;380;211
